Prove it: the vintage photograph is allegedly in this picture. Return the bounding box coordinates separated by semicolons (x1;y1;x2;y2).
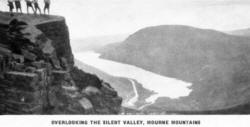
1;0;250;115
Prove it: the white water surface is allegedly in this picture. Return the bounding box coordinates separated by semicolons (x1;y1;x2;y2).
74;51;192;104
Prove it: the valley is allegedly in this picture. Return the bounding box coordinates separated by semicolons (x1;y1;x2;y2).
73;24;250;114
74;51;192;110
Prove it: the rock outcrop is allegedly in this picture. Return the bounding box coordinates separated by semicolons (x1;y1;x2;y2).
0;13;122;114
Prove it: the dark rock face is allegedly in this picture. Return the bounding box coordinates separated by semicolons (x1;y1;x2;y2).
70;67;122;114
0;72;42;114
99;25;250;113
0;15;122;114
36;19;74;69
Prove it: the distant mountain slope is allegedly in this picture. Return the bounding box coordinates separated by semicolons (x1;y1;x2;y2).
228;28;250;36
98;25;250;112
71;34;128;52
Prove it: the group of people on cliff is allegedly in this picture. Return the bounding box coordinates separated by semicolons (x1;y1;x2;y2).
7;0;51;15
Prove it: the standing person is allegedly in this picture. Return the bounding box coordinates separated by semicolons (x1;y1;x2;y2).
43;0;50;15
33;0;41;14
25;0;35;14
14;0;22;13
8;0;14;14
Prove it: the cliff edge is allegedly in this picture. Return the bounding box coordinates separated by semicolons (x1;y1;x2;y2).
0;13;122;114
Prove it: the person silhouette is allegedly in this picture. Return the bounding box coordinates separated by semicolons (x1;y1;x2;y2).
43;0;50;15
25;0;35;14
8;0;14;14
14;0;22;13
33;0;41;14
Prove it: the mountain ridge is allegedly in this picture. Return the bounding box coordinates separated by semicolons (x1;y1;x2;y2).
98;24;250;113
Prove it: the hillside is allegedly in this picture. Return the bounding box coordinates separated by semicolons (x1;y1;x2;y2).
99;25;250;112
0;12;122;114
71;34;128;52
228;28;250;37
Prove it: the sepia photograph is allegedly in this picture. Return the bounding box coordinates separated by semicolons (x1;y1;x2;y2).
1;0;250;122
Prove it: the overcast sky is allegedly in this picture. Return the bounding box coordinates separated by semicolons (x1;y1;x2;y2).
1;0;250;39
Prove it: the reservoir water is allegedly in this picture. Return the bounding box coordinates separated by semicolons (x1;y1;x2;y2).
74;51;192;104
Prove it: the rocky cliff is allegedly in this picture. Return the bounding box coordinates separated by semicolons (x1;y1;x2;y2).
0;13;122;115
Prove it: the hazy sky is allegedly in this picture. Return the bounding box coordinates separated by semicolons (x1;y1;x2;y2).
1;0;250;39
